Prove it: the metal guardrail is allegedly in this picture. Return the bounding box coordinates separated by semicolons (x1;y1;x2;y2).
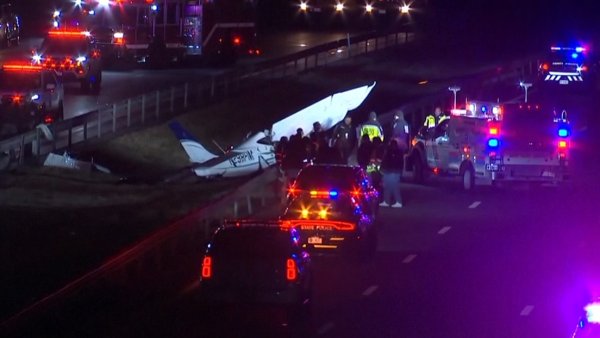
0;30;414;170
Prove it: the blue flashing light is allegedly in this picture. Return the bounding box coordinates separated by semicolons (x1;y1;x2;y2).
576;47;584;52
481;105;487;113
558;128;569;137
151;4;158;11
329;190;338;197
488;138;499;148
572;52;579;59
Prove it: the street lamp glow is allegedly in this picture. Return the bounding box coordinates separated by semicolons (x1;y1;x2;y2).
366;4;373;13
400;4;410;14
336;3;344;12
300;2;307;11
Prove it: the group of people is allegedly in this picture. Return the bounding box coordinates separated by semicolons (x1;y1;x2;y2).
274;109;412;208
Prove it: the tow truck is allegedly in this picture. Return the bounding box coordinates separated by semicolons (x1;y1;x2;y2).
33;29;103;93
407;101;570;190
0;63;64;138
55;0;259;66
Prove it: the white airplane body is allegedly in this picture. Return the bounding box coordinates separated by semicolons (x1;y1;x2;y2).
169;82;376;178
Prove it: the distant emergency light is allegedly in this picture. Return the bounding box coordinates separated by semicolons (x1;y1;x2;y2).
3;64;43;72
488;138;499;148
309;190;339;198
299;2;308;11
489;127;499;135
585;302;600;324
48;30;90;38
558;128;569;137
571;53;579;59
558;140;568;149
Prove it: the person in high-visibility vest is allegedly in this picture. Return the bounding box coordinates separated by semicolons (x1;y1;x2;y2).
423;106;443;129
359;111;384;145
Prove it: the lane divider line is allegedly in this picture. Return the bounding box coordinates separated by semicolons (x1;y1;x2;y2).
438;226;452;235
402;254;417;264
468;201;481;209
520;305;535;316
317;321;335;335
362;285;379;297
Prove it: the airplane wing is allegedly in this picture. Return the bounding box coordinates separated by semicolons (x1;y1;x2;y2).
271;82;376;139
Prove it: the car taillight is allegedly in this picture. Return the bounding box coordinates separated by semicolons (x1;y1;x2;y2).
44;115;54;124
201;256;212;279
232;36;241;46
286;258;297;281
541;63;549;71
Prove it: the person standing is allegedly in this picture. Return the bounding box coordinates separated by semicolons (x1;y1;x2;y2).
357;134;373;170
359;111;384;144
391;110;410;153
379;139;404;208
332;116;354;164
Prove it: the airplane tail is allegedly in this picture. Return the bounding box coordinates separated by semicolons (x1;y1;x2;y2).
168;121;218;164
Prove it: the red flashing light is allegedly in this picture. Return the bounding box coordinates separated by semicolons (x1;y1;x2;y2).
3;64;43;72
255;49;261;55
232;36;241;46
286;258;297;281
48;30;90;38
542;63;549;71
432;167;440;175
44;115;54;124
12;95;22;104
283;219;356;231
146;0;153;3
581;65;588;71
201;256;212;278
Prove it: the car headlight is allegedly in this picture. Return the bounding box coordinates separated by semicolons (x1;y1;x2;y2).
31;94;40;101
76;56;86;63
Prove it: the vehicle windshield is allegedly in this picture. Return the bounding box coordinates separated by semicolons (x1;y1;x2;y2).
0;72;40;91
41;38;90;55
294;166;359;191
210;227;294;258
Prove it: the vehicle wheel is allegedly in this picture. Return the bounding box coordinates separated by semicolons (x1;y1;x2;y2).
461;165;475;191
412;152;425;184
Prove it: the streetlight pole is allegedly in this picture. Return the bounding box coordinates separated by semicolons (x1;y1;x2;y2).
519;82;532;103
448;86;461;109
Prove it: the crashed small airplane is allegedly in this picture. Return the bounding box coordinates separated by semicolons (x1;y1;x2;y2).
169;82;376;178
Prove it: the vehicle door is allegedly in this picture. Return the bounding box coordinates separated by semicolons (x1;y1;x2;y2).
432;119;452;169
422;127;437;168
42;71;59;109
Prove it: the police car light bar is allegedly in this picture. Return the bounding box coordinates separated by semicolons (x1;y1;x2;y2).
3;64;43;72
558;128;569;137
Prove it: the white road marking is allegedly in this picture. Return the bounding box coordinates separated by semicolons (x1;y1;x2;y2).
317;321;335;335
520;305;535;316
468;201;481;209
362;285;379;297
438;226;452;235
402;254;417;264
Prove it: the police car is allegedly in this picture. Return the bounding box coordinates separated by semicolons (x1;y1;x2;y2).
281;192;377;257
408;101;570;190
0;63;64;138
33;29;102;93
538;45;593;87
199;220;312;308
288;164;380;220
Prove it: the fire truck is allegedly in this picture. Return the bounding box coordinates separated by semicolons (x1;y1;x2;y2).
406;101;570;190
57;0;259;66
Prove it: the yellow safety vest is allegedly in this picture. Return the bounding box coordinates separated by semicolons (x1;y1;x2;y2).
360;124;383;141
424;115;436;128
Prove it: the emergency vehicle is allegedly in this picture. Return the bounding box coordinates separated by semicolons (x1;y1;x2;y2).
538;45;593;86
571;299;600;337
407;101;570;190
0;63;64;138
33;29;103;93
0;3;19;48
58;0;259;66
